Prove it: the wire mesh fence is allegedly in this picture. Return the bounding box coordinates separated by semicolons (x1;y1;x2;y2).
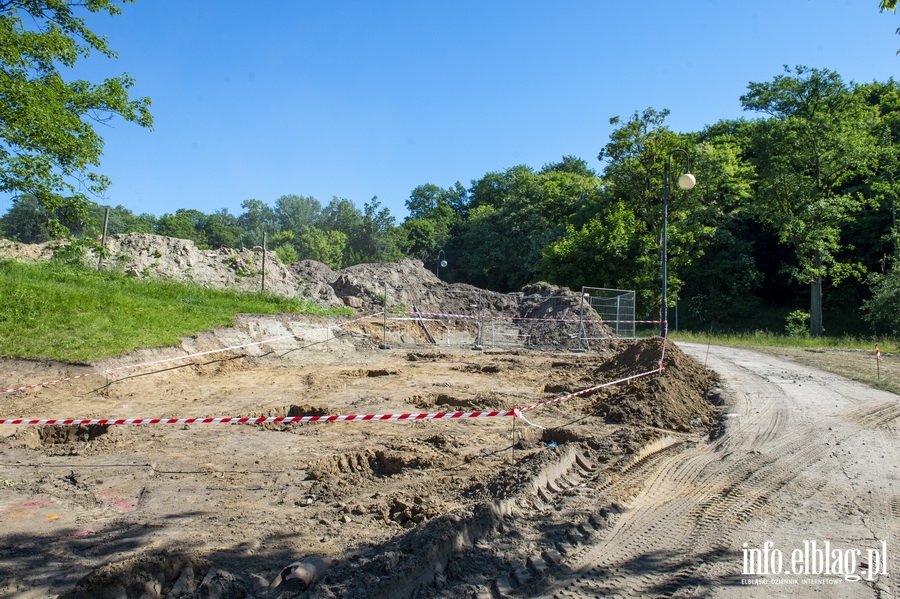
376;284;637;350
581;287;637;340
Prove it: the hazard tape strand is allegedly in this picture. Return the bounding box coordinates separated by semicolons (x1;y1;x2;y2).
1;317;670;425
0;410;517;426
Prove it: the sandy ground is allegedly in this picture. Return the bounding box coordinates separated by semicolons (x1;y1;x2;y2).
0;319;897;598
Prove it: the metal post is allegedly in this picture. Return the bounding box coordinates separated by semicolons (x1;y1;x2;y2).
436;249;446;279
660;148;695;338
473;292;484;350
616;294;621;337
661;159;669;338
578;287;586;350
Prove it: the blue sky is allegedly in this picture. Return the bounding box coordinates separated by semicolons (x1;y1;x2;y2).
4;0;900;221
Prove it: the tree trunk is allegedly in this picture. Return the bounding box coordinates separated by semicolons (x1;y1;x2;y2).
810;275;824;337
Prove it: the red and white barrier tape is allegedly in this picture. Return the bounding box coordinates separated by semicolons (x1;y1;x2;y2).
401;310;662;325
1;312;384;396
0;409;518;426
1;364;666;426
0;372;112;395
0;354;667;426
519;366;664;413
2;317;671;426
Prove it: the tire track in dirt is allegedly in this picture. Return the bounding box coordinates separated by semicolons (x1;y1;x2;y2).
522;343;897;599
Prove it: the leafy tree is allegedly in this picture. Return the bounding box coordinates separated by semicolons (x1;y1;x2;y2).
203;208;242;249
156;209;207;246
857;80;900;266
405;182;467;220
269;230;298;264
0;0;152;239
274;194;321;233
88;204;155;235
397;217;442;263
863;269;900;334
677;125;761;327
318;196;363;265
593;108;713;317
452;204;503;289
316;196;401;265
98;205;157;236
540;155;596;177
359;198;403;263
455;162;601;291
539;199;655;295
399;183;464;267
740;66;880;336
0;194;49;242
319;197;361;233
237;199;278;247
295;225;346;268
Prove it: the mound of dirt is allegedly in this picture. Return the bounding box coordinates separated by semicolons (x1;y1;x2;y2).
104;233;308;301
516;282;613;346
589;337;720;432
59;552;215;599
0;238;55;262
1;235;620;351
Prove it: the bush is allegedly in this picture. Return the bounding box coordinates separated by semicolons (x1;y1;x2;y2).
863;269;900;335
785;309;811;337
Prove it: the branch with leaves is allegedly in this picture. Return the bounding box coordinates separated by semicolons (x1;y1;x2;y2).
0;0;152;239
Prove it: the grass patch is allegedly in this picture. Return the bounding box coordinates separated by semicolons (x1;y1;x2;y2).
666;329;898;353
0;259;350;363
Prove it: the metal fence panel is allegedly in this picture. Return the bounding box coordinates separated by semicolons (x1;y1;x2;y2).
581;287;636;340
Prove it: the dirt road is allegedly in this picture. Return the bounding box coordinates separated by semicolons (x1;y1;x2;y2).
526;342;899;598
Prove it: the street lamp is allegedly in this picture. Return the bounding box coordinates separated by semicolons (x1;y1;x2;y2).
436;249;447;279
661;149;696;338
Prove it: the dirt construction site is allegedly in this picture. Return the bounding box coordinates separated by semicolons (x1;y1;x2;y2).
0;235;898;598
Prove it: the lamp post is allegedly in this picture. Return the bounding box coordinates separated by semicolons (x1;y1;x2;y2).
436;250;447;279
661;149;696;338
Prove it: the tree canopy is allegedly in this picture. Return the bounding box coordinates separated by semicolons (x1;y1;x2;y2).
740;66;880;335
0;0;152;238
2;62;899;337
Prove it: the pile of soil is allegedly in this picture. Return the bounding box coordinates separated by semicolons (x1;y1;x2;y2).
0;238;55;262
588;337;720;431
1;235;617;346
104;233;305;300
516;282;611;347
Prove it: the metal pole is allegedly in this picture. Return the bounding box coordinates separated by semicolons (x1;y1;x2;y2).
436;249;446;279
659;148;695;338
473;292;484;349
578;287;586;350
616;294;621;337
661;158;669;338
